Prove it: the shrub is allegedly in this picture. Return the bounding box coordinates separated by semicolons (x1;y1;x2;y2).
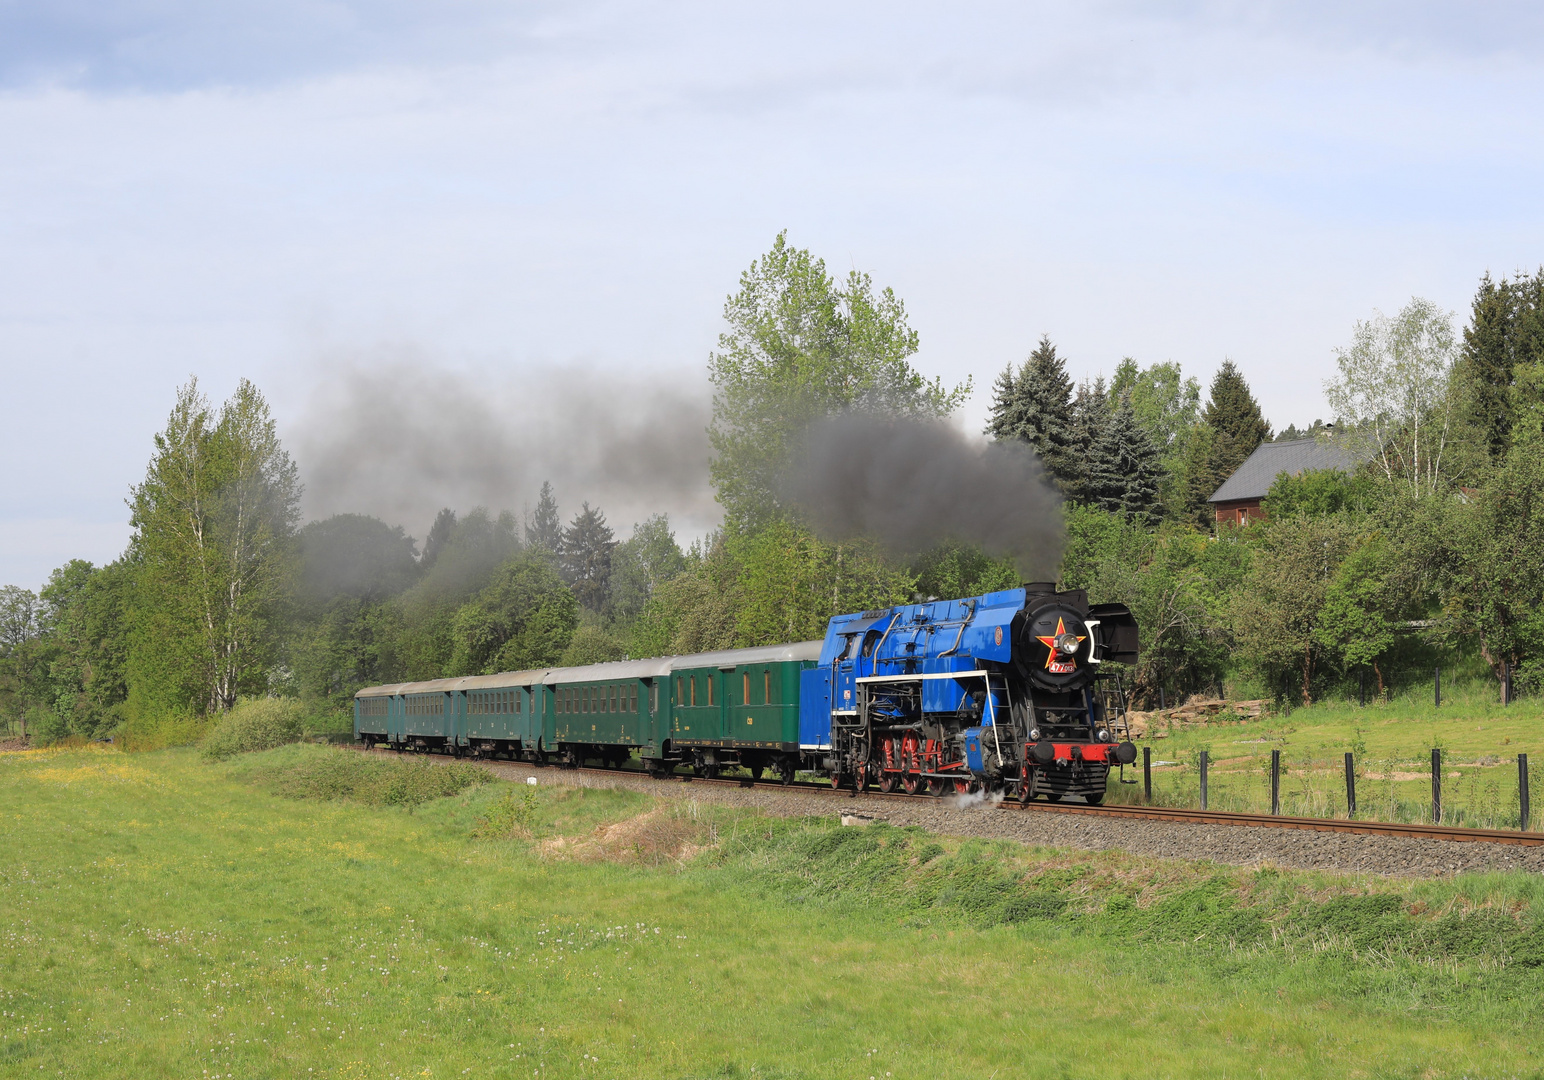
201;697;305;761
259;745;490;808
473;785;539;838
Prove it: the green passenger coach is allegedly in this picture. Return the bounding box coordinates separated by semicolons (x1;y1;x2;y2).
662;641;821;782
353;640;820;780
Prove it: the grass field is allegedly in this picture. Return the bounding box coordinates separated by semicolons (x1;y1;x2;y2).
1114;685;1544;829
5;744;1544;1078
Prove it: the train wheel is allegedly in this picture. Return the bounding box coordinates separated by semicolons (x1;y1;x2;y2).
1085;791;1105;806
853;765;868;792
902;774;921;795
1045;792;1062;803
954;778;974;795
830;771;844;790
749;764;765;780
878;774;897;794
1017;780;1033;805
926;778;947;797
776;759;796;786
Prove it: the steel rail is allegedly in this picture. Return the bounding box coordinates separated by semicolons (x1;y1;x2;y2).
363;746;1544;846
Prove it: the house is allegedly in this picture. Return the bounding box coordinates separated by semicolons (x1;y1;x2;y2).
1207;437;1359;525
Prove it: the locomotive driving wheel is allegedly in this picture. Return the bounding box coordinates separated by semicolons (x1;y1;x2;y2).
901;772;921;795
879;773;897;794
925;778;947;797
953;778;975;795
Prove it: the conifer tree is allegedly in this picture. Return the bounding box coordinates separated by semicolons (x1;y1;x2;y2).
560;503;617;612
524;481;562;553
1067;376;1109;501
985;364;1019;440
1453;270;1544;472
420;509;456;572
985;336;1079;492
1083;398;1163;526
1194;359;1270;506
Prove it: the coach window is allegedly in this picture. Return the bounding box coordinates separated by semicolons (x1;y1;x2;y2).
764;670;772;704
707;676;715;707
611;685;619;713
742;672;750;704
689;676;697;707
676;677;684;706
630;684;638;713
651;682;659;714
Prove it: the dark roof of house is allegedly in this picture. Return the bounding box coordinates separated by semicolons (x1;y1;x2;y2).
1208;438;1360;503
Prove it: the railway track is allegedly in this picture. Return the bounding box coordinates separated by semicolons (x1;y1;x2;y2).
370;747;1544;848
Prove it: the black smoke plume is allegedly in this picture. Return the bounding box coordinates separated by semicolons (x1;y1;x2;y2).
780;414;1066;579
289;354;718;543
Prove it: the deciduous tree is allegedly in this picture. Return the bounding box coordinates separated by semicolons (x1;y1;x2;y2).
1325;298;1457;497
128;378;301;716
708;232;970;525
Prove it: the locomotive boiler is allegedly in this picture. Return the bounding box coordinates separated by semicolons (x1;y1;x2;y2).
799;583;1139;803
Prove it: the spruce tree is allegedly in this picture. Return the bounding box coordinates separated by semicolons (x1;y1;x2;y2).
1067;376;1108;501
1454;270;1544;468
985;364;1020;441
420;509;457;572
1084;398;1163;526
1196;359;1270;502
984;335;1078;492
524;481;562;553
560;503;617;612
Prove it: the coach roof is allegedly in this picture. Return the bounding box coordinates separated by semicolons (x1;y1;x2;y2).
666;640;824;671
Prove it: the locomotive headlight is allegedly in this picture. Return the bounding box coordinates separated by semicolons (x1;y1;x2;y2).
1096;729;1112;742
1028;727;1041;742
1054;632;1080;655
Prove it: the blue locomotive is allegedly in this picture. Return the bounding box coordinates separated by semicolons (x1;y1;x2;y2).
355;583;1138;804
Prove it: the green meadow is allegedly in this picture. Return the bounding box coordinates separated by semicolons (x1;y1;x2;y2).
4;744;1544;1079
1118;686;1544;829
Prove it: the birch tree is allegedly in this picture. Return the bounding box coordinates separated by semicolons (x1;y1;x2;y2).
130;378;300;714
1325;298;1457;496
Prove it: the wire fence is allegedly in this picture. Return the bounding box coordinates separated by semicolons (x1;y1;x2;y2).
1109;746;1541;832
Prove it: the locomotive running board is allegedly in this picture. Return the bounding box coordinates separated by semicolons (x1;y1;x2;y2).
856;671;993;683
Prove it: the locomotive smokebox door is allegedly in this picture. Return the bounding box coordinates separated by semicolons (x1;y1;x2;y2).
1017;605;1096;691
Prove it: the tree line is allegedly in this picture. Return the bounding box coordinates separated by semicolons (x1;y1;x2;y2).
2;239;1543;745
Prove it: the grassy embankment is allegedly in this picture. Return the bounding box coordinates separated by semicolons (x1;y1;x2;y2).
1109;684;1544;828
4;743;1544;1078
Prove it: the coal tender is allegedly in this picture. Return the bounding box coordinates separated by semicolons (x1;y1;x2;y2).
800;584;1139;803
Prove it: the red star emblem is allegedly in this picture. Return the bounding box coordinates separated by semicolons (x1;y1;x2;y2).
1036;617;1086;670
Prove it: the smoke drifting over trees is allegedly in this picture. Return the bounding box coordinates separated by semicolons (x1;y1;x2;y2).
781;414;1066;580
290;356;718;544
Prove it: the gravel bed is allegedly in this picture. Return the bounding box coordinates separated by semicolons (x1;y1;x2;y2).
450;756;1544;878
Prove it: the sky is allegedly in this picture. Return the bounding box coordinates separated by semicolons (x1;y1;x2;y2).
3;1;1544;591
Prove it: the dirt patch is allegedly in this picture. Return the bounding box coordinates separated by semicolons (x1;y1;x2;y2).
538;806;714;865
0;737;30;753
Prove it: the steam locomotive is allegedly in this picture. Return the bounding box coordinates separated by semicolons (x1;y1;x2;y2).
355;583;1139;804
